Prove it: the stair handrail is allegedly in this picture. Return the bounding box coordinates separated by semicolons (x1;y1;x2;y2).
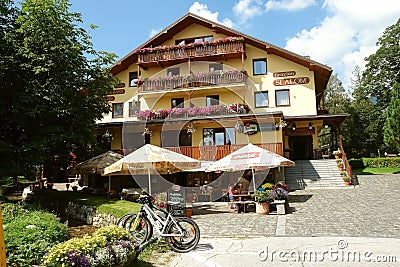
339;135;353;179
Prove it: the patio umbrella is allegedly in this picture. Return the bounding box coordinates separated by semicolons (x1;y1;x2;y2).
205;143;295;192
102;144;201;194
69;150;124;191
70;150;124;175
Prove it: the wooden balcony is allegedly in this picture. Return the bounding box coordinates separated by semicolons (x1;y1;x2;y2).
136;38;245;67
165;143;283;161
139;70;246;94
135;103;250;121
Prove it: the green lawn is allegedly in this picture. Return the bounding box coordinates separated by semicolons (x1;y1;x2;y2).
352;167;400;175
34;190;142;218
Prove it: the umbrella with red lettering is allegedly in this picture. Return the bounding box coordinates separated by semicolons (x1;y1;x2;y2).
205;143;294;191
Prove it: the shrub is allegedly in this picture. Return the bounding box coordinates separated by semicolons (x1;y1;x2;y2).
2;202;69;267
362;157;400;168
43;225;138;267
348;159;364;169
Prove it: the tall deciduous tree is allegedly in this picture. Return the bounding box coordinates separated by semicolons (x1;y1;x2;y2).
0;0;116;180
363;18;400;109
350;66;385;157
319;74;351;153
384;83;400;152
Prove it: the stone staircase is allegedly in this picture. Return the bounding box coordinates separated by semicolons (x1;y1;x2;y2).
284;159;347;190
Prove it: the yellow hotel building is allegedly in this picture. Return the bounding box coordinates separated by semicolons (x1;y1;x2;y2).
95;13;347;193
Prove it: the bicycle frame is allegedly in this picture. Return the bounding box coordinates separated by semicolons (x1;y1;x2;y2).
137;202;185;238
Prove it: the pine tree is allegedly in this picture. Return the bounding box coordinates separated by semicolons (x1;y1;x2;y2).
384;83;400;152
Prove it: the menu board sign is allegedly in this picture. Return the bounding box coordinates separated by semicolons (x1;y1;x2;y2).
167;186;186;217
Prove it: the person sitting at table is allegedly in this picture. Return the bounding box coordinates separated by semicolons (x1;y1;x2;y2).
238;176;250;193
234;182;243;194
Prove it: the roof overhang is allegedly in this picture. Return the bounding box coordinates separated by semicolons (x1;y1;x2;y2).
284;114;349;129
110;13;332;98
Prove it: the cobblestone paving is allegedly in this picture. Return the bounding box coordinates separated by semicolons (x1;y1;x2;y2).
285;174;400;238
192;203;278;237
192;174;400;238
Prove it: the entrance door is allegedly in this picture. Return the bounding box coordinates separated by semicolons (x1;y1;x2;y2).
289;136;313;160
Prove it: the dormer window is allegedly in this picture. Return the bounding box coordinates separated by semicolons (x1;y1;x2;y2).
175;36;213;45
209;63;223;72
167;67;180;77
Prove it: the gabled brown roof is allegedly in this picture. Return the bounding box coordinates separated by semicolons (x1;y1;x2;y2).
111;13;332;101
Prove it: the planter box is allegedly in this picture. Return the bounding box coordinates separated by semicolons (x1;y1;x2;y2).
273;200;286;215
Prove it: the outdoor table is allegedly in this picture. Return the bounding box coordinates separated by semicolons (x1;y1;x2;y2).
231;194;255;213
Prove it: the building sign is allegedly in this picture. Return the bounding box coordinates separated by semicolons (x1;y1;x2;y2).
107;96;115;101
285;127;315;136
273;71;296;78
242;123;258;135
273;77;310;86
108;89;125;95
114;83;126;88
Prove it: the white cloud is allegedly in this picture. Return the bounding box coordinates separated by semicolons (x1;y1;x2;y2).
265;0;316;12
233;0;263;24
149;28;160;38
189;2;234;28
285;0;400;90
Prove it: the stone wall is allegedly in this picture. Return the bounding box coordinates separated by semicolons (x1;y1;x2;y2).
66;202;118;227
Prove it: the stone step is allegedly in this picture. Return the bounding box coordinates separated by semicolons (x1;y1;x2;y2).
285;159;346;190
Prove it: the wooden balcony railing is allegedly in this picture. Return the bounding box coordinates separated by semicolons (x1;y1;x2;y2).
135;103;250;121
139;70;246;93
137;38;245;64
165;143;283;161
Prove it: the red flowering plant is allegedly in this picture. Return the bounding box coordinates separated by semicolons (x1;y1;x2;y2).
170;107;187;118
135;37;244;54
229;103;249;114
135;110;156;120
153;192;167;208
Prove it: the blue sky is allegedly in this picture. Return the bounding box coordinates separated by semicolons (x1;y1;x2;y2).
70;0;400;90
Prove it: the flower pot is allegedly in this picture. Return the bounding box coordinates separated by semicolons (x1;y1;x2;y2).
186;207;193;218
344;181;351;186
334;155;341;159
256;202;270;215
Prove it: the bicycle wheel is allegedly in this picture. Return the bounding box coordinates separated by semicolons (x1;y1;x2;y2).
166;217;200;253
116;213;134;229
127;215;152;245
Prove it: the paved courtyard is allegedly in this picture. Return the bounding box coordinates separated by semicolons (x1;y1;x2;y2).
191;174;400;238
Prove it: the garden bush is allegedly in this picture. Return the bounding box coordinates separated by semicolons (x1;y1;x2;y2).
362;157;400;168
348;159;364;169
2;202;69;267
43;225;138;267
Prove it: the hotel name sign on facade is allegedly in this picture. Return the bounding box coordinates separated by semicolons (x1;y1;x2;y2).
273;70;310;86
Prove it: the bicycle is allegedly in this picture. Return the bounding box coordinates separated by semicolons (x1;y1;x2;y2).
121;191;200;253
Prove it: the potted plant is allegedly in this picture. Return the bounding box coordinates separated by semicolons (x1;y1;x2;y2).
333;149;342;159
336;159;344;171
343;174;351;186
254;189;272;215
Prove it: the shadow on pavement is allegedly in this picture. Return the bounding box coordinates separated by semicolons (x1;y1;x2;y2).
193;203;232;215
287;194;312;203
194;243;214;251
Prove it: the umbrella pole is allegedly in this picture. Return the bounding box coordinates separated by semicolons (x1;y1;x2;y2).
148;169;152;195
252;168;256;193
108;176;111;192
